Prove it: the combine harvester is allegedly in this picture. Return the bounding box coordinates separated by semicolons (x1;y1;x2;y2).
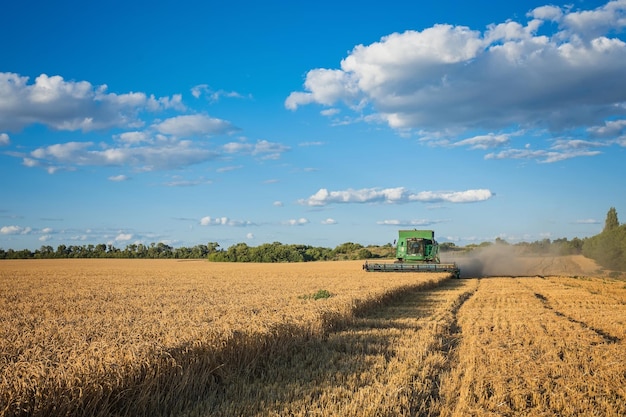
363;229;460;278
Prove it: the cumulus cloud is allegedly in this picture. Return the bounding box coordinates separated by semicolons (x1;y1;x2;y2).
22;140;219;172
115;233;133;242
485;146;602;163
409;189;494;203
222;139;290;159
0;72;184;131
0;225;31;235
17;134;291;174
190;84;247;101
199;216;254;227
216;165;243;173
286;1;626;161
114;131;151;144
285;218;310;226
588;119;626;138
153;114;238;137
321;218;337;225
452;133;511;149
0;72;276;175
298;187;494;206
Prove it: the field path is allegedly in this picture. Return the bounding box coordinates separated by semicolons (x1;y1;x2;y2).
188;278;478;416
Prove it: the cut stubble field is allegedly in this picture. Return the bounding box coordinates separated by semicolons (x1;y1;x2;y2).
1;256;625;416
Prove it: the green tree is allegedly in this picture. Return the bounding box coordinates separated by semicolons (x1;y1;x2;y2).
583;208;626;271
37;245;54;258
604;207;619;232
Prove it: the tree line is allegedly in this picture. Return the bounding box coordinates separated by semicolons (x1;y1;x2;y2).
1;208;624;271
0;241;391;262
0;236;583;262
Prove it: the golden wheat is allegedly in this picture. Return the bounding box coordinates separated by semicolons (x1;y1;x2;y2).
439;276;626;416
184;278;479;416
2;260;625;416
0;259;447;417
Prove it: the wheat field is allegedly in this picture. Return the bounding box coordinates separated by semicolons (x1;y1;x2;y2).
1;258;625;416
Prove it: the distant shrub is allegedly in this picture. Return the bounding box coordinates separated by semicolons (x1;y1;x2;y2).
300;289;333;300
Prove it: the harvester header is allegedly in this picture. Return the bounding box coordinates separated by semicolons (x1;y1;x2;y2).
363;229;460;278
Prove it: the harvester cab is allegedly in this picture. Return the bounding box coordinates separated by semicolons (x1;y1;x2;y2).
396;229;440;263
363;229;460;278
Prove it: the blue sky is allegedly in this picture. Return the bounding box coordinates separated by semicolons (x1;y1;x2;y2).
1;0;625;251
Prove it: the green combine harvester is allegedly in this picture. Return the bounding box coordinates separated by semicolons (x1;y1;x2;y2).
363;229;460;278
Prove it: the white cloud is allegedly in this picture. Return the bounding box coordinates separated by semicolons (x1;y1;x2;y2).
216;165;243;173
550;139;607;151
286;1;626;160
299;141;325;147
108;174;129;182
191;84;209;99
298;187;494;206
252;140;290;157
0;225;31;235
320;108;340;117
190;84;247;101
0;72;184;131
273;201;283;207
115;233;133;242
115;131;151;144
1;225;21;234
0;133;9;145
162;177;211;187
588;119;626;138
285;218;310;226
377;219;443;226
573;218;601;224
24;139;218;172
452;133;510;149
408;189;494;203
153;114;238;137
222;141;251;153
19;135;290;174
199;216;253;227
222;139;290;159
321;218;337;225
285;69;360;110
554;0;626;40
485;146;602;163
529;5;563;22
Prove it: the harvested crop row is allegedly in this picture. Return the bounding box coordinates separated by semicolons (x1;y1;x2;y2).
0;259;450;417
183;278;478;416
523;276;626;341
441;277;626;416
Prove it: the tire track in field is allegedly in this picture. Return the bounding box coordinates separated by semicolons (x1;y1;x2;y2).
198;278;478;417
422;284;477;414
533;291;621;344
